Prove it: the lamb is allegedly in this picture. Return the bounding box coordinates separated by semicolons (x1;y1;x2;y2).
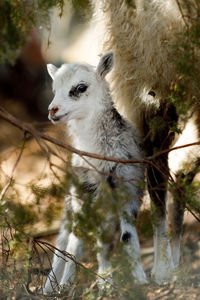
92;0;200;285
43;51;148;294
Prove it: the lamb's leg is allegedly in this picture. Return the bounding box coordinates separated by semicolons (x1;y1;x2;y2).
59;232;83;287
97;212;119;292
44;230;83;295
120;205;147;284
96;215;118;291
43;191;83;294
147;157;174;284
59;190;84;290
43;219;70;293
96;240;113;289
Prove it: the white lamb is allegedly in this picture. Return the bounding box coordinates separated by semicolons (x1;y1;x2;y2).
43;52;147;294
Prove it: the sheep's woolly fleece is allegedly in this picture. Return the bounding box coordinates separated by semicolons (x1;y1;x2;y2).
92;0;184;132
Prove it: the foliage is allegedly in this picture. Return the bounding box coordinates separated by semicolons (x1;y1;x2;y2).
72;0;91;18
169;3;200;129
149;116;167;142
0;0;91;64
166;2;200;227
0;0;65;64
125;0;136;9
169;167;200;216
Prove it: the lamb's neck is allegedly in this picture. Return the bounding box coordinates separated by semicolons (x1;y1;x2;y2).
68;102;112;154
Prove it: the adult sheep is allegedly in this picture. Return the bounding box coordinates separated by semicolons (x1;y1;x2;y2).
92;0;200;284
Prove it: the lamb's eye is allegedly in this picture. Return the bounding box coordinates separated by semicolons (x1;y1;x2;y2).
76;84;88;93
69;84;88;98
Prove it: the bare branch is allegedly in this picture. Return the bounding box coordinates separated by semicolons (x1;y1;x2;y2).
175;0;189;28
0;106;154;166
1;104;199;189
0;132;26;201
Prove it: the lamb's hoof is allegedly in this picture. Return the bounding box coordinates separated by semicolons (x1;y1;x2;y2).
42;282;73;297
132;264;148;285
133;273;148;285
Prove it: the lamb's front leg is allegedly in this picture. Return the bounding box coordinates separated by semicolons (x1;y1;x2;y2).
44;189;83;294
59;232;83;287
44;230;83;295
43;219;69;294
120;205;147;284
96;240;113;288
59;189;84;291
96;216;117;291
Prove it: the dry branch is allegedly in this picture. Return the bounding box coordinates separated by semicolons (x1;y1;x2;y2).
0;106;147;164
1;105;199;166
0;132;26;201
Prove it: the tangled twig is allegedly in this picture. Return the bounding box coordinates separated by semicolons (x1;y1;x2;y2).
0;132;27;201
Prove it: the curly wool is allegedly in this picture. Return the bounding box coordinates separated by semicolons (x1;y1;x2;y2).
92;0;184;132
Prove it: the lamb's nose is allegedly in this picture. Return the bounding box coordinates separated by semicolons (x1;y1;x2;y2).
49;106;59;116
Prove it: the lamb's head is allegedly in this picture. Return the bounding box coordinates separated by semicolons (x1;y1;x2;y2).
47;51;114;124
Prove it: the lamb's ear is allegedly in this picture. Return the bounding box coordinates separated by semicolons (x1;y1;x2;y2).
96;51;114;79
47;64;58;80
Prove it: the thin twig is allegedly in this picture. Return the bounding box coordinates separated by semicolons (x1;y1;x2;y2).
36;240;111;284
0;106;162;167
154;284;175;300
185;205;200;223
175;0;189;28
0;106;188;186
151;141;200;160
0;133;27;201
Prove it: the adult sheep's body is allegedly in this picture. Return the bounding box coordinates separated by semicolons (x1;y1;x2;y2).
92;0;200;284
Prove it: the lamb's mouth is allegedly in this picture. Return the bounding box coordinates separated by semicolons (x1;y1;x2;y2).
50;113;68;122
